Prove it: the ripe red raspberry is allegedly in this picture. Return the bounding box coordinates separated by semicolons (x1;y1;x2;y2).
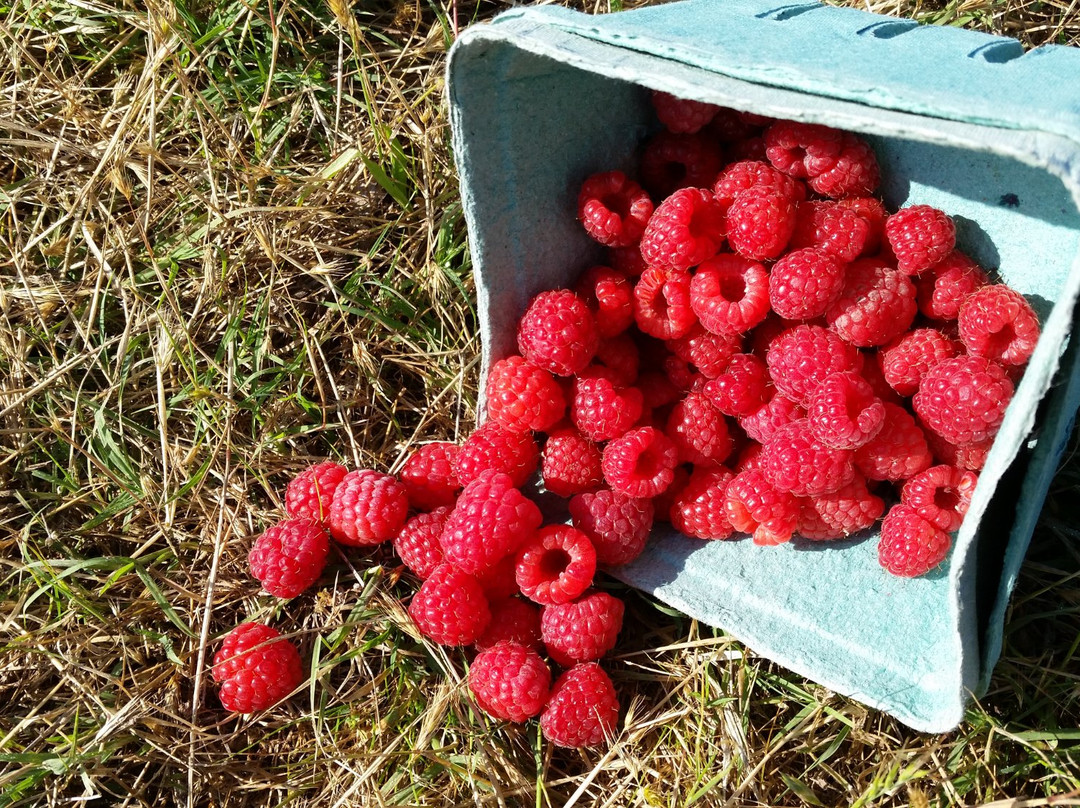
913;355;1014;446
724;467;800;545
541;590;625;668
858;351;904;406
707;107;761;141
878;504;952;577
670;465;736;540
667;323;742;379
454;420;539;489
540;663;620;748
469;642;552;723
807;132;880;198
806;371;885;451
484;355;566;434
408;562;491;645
633;266;697;340
592;333;640;385
923;427;992;472
788;201;870;262
516;525;597;606
797;474;884;540
915;250;989;320
393;506;450;580
653;465;691;524
958;285;1040;367
568;488;654;566
577;171;653;248
728;136;767;162
765;324;860;404
854;402;933;482
476;597;543;651
734;441;765;472
440;471;541;574
665;391;734;466
639;130;724;200
885;205;956;275
327;469;409;547
213;623;303;713
284;461;348;522
571;370;644;442
249;518;330;598
738;392;806;445
901;464;978;533
398;442;460;511
689;253;771;335
763;120;843;179
602;426;679;499
703;353;770;416
518;289;600;377
879;329;961;397
651;90;719;133
762;419;855;497
712;159;805;212
575;265;635;338
637;369;682;411
541;428;603;498
835;196;888;255
768;248;846;321
826;259;918;348
639;187;726;272
725;187;797;261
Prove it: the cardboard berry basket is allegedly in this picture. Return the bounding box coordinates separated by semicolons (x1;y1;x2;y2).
446;0;1080;731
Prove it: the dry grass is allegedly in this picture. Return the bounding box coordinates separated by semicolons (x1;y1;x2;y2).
1;0;1078;806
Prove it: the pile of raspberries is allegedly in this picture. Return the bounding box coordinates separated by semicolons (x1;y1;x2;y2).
210;91;1040;746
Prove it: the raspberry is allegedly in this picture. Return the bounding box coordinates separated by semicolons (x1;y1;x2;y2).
568;488;654;566
725;187;797;261
652;464;691;524
571;370;644;442
878;504;952;577
393;506;450;580
763;120;843;179
577;171;653;248
797;474;884;540
915;250;989;321
825;259;918;348
667;323;742;379
765;324;860;404
475;597;543;652
724;468;800;545
284;461;348;522
540;663;620;748
541;590;625;667
398;442;461;511
592;333;640;385
639;187;726;272
858;351;904;406
788;200;870;262
707;107;764;140
639;130;724;200
901;464;978;533
665;391;734;466
702;353;770;416
440;470;542;574
476;553;522;602
454;420;539;489
408;562;491;645
913;355;1014;446
608;244;647;278
734;441;765;472
806;371;885;451
633;266;697;340
689;253;771;335
670;465;737;540
515;525;597;606
807;132;880;198
249;518;330;598
768;248;846;321
651;90;718;134
517;289;600;377
712;159;805;212
213;623;303;713
469;642;552;723
575;265;635;338
835;196;888;255
762;419;855;497
738;392;806;445
637;369;682;411
327;469;409;547
879;328;961;397
854;402;933;482
541;428;603;498
728;136;767;162
885;205;956;275
602;426;680;498
958;285;1040;367
484;356;566;434
923;427;992;472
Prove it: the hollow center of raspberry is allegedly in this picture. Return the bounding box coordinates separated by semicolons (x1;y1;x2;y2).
934;488;961;513
539;548;571;579
662;161;687;187
718;273;747;302
986;322;1017;357
601;191;633;219
633;445;663;481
